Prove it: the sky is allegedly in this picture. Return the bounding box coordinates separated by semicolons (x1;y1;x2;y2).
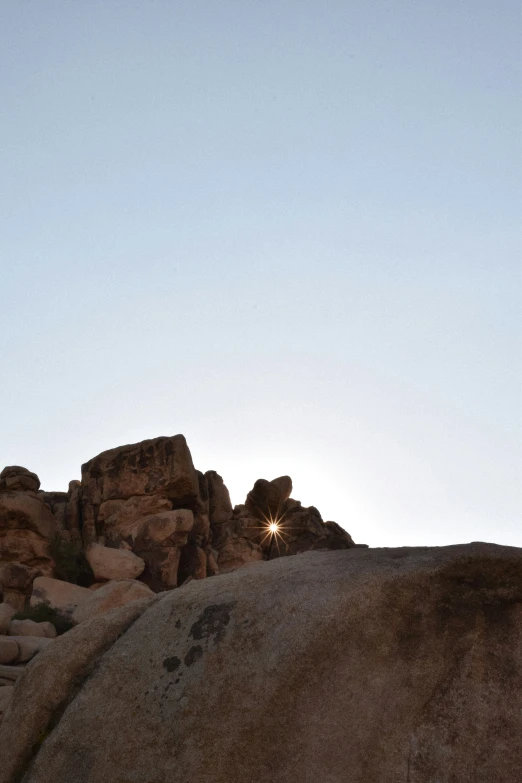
1;1;520;549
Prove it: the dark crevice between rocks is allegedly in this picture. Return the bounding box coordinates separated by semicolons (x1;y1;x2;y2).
13;600;158;783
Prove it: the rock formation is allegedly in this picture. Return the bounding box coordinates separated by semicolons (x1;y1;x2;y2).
0;467;56;577
0;543;520;783
0;434;360;598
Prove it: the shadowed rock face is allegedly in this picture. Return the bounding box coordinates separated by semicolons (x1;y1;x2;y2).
80;435;200;543
1;543;520;783
1;435;360;592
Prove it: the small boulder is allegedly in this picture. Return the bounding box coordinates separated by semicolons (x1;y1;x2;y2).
0;638;19;665
8;619;46;638
9;636;54;663
245;477;290;520
30;577;91;616
38;622;57;639
0;466;40;493
86;544;145;582
0;604;15;634
7;619;56;639
72;580;154;625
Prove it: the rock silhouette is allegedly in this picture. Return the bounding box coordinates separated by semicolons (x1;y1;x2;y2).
1;434;359;594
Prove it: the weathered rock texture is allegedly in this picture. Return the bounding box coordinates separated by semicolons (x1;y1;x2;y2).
0;563;41;611
80;435;200;543
1;435;360;594
30;577;91;616
0;490;55;577
0;543;520;783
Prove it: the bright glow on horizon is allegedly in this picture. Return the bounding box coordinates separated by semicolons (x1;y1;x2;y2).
0;2;519;551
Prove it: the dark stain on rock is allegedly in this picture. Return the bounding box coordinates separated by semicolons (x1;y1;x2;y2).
184;645;203;666
175;619;181;628
163;655;181;672
190;602;236;644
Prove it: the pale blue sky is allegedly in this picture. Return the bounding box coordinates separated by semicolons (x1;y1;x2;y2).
1;1;520;548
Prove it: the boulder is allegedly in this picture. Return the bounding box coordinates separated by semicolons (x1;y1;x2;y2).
217;533;263;573
8;619;47;638
71;580;154;625
132;510;194;590
0;467;40;494
81;435;200;542
205;470;233;524
38;622;57;639
0;493;55;574
0;604;15;634
0;563;41;611
96;495;173;543
30;577;91;616
86;544;145;582
245;477;290;520
9;636;54;663
7;620;55;639
1;543;520;783
0;596;157;781
269;475;292;503
0;638;19;665
0;493;54;540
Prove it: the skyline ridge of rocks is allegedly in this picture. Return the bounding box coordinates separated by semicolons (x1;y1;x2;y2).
0;433;360;603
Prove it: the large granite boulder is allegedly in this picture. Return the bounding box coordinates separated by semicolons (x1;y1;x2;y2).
30;577;91;616
96;495;173;543
131;510;194;590
81;435;200;544
2;543;520;783
85;543;145;582
0;467;40;494
0;491;55;575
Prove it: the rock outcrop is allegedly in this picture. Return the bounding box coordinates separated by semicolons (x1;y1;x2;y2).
0;435;361;596
0;543;520;783
0;564;41;612
0;476;56;576
80;435;200;544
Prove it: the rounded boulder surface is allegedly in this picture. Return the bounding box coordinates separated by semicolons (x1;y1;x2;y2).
8;619;47;638
1;543;520;783
0;467;40;493
0;638;19;665
71;579;154;625
86;544;145;582
10;636;54;663
30;577;91;615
